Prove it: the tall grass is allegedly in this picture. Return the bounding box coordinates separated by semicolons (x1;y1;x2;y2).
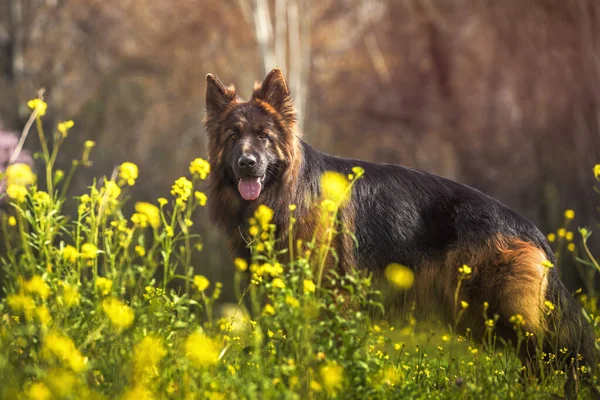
0;99;599;399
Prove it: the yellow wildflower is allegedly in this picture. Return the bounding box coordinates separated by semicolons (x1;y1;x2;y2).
135;245;146;257
194;275;210;292
7;216;16;226
102;297;134;332
27;98;48;116
310;380;323;392
272;278;286;289
134;202;161;229
84;140;95;149
62;245;79;263
195;191;208;206
158;197;168;206
564;209;575;220
119;162;139;186
43;332;87;372
121;385;155;400
171;177;193;207
594;164;600;178
263;304;276;316
509;314;525;327
57;120;74;137
568;243;576;252
542;260;554;269
384;263;415;290
96;277;112;297
102;180;121;201
289;204;297;211
321;171;350;205
25;275;50;299
285;295;300;308
557;228;566;237
7;294;36;319
382;366;401;387
6;184;28;202
234;258;248;272
461;301;469;309
61;282;80;307
320;362;344;395
27;382;52;400
80;243;98;259
33;190;50;206
6;163;36;186
459;264;472;276
133;335;167;380
566;231;574;241
254;205;274;230
544;300;555;314
352;166;365;177
36;305;51;326
304;279;316;294
547;233;556;243
131;213;149;228
185;332;220;368
189;158;211;179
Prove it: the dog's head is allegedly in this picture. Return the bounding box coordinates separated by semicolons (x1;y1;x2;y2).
204;69;298;201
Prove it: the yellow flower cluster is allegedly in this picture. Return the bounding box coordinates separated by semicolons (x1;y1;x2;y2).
194;275;210;292
594;164;600;178
57;120;74;137
321;171;350;205
80;243;98;259
28;98;48;116
43;333;87;372
303;279;316;294
185;332;220;368
102;297;134;331
133;335;167;381
27;382;51;400
102;180;121;201
189;158;211;180
62;245;79;263
320;362;344;394
25;275;50;299
5;163;36;202
132;202;161;229
254;205;274;231
195;191;207;206
509;314;525;327
384;263;415;290
253;263;283;278
234;258;248;272
171;177;193;207
60;281;80;308
119;162;139;186
7;293;36;319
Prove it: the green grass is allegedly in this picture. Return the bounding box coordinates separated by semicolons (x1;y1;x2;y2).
0;98;599;399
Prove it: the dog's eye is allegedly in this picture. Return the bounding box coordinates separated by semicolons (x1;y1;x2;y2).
230;133;238;141
258;133;268;140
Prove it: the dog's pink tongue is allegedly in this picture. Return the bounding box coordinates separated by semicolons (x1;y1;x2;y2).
238;177;262;200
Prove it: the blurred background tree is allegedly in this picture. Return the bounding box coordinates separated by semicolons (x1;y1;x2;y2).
1;0;599;296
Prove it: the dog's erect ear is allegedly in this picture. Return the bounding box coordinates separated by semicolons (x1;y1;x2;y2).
252;69;296;126
205;74;236;122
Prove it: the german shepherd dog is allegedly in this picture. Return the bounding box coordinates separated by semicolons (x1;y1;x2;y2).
204;69;597;387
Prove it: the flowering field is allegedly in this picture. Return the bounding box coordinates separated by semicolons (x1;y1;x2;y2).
0;100;599;399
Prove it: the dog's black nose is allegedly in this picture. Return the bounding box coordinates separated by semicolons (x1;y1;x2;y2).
238;154;257;169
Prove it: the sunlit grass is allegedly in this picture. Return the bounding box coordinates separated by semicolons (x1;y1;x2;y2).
0;99;599;399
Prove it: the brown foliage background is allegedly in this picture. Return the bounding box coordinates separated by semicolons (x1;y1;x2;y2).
1;0;599;293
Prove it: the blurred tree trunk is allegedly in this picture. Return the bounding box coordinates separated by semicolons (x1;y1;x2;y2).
246;0;311;131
